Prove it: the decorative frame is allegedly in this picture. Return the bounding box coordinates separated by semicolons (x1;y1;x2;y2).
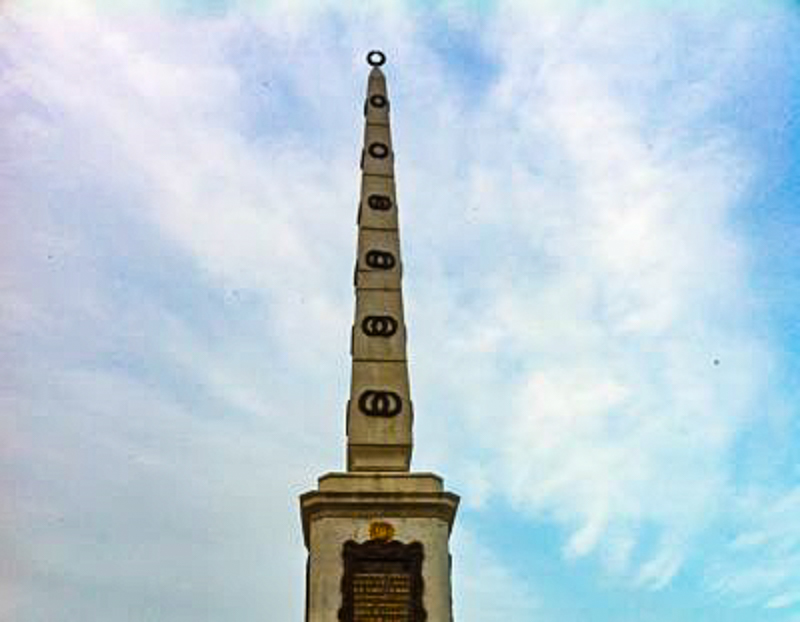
338;539;426;622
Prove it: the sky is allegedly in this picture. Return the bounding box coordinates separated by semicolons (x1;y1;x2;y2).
2;0;800;620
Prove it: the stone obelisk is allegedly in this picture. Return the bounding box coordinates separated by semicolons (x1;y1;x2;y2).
300;51;459;622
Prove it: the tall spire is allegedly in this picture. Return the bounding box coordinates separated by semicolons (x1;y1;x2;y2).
347;50;413;472
300;53;459;622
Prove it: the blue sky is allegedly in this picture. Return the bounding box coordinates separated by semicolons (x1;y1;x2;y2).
3;1;800;620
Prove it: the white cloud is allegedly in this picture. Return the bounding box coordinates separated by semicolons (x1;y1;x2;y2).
452;528;542;622
711;487;800;611
406;0;782;588
3;0;799;619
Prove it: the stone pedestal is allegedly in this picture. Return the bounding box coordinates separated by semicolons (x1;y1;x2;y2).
300;472;459;622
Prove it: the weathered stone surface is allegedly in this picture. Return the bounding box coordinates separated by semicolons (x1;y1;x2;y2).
364;122;394;151
347;444;412;472
358;175;398;231
355;228;402;290
347;360;413;464
365;68;390;126
352;289;407;362
317;472;445;494
361;123;395;177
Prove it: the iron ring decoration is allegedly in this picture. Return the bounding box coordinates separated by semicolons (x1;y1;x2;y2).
366;50;386;67
358;389;402;417
365;250;396;270
369;94;387;108
367;194;392;211
362;315;398;337
367;142;390;159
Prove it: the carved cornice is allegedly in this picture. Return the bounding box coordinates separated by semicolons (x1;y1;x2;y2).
300;490;459;547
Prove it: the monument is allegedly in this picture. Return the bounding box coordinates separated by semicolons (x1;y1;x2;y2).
300;51;460;622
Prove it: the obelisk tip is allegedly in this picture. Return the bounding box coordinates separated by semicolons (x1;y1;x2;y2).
366;50;386;70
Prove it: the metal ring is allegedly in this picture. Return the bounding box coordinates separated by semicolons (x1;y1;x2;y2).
369;94;387;108
362;315;398;337
358;390;402;417
368;142;389;159
366;50;386;67
365;250;396;270
367;194;392;211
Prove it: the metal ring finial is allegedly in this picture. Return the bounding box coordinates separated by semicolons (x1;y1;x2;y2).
369;94;387;108
366;50;386;67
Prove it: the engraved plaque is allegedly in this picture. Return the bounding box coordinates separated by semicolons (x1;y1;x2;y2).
353;573;410;620
340;540;425;622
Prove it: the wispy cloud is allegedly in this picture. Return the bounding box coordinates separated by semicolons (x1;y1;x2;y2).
453;528;542;621
711;486;800;611
405;1;788;589
3;1;800;619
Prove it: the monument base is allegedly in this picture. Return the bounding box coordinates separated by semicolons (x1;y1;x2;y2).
300;472;459;622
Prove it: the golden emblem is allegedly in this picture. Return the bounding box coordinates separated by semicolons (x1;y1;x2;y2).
369;520;395;541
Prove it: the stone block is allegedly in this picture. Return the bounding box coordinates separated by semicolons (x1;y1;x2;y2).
355;228;402;290
358;175;398;231
361;124;394;177
347;360;412;447
352;289;407;362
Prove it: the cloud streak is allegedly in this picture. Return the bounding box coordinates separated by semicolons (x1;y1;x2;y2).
3;1;800;620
